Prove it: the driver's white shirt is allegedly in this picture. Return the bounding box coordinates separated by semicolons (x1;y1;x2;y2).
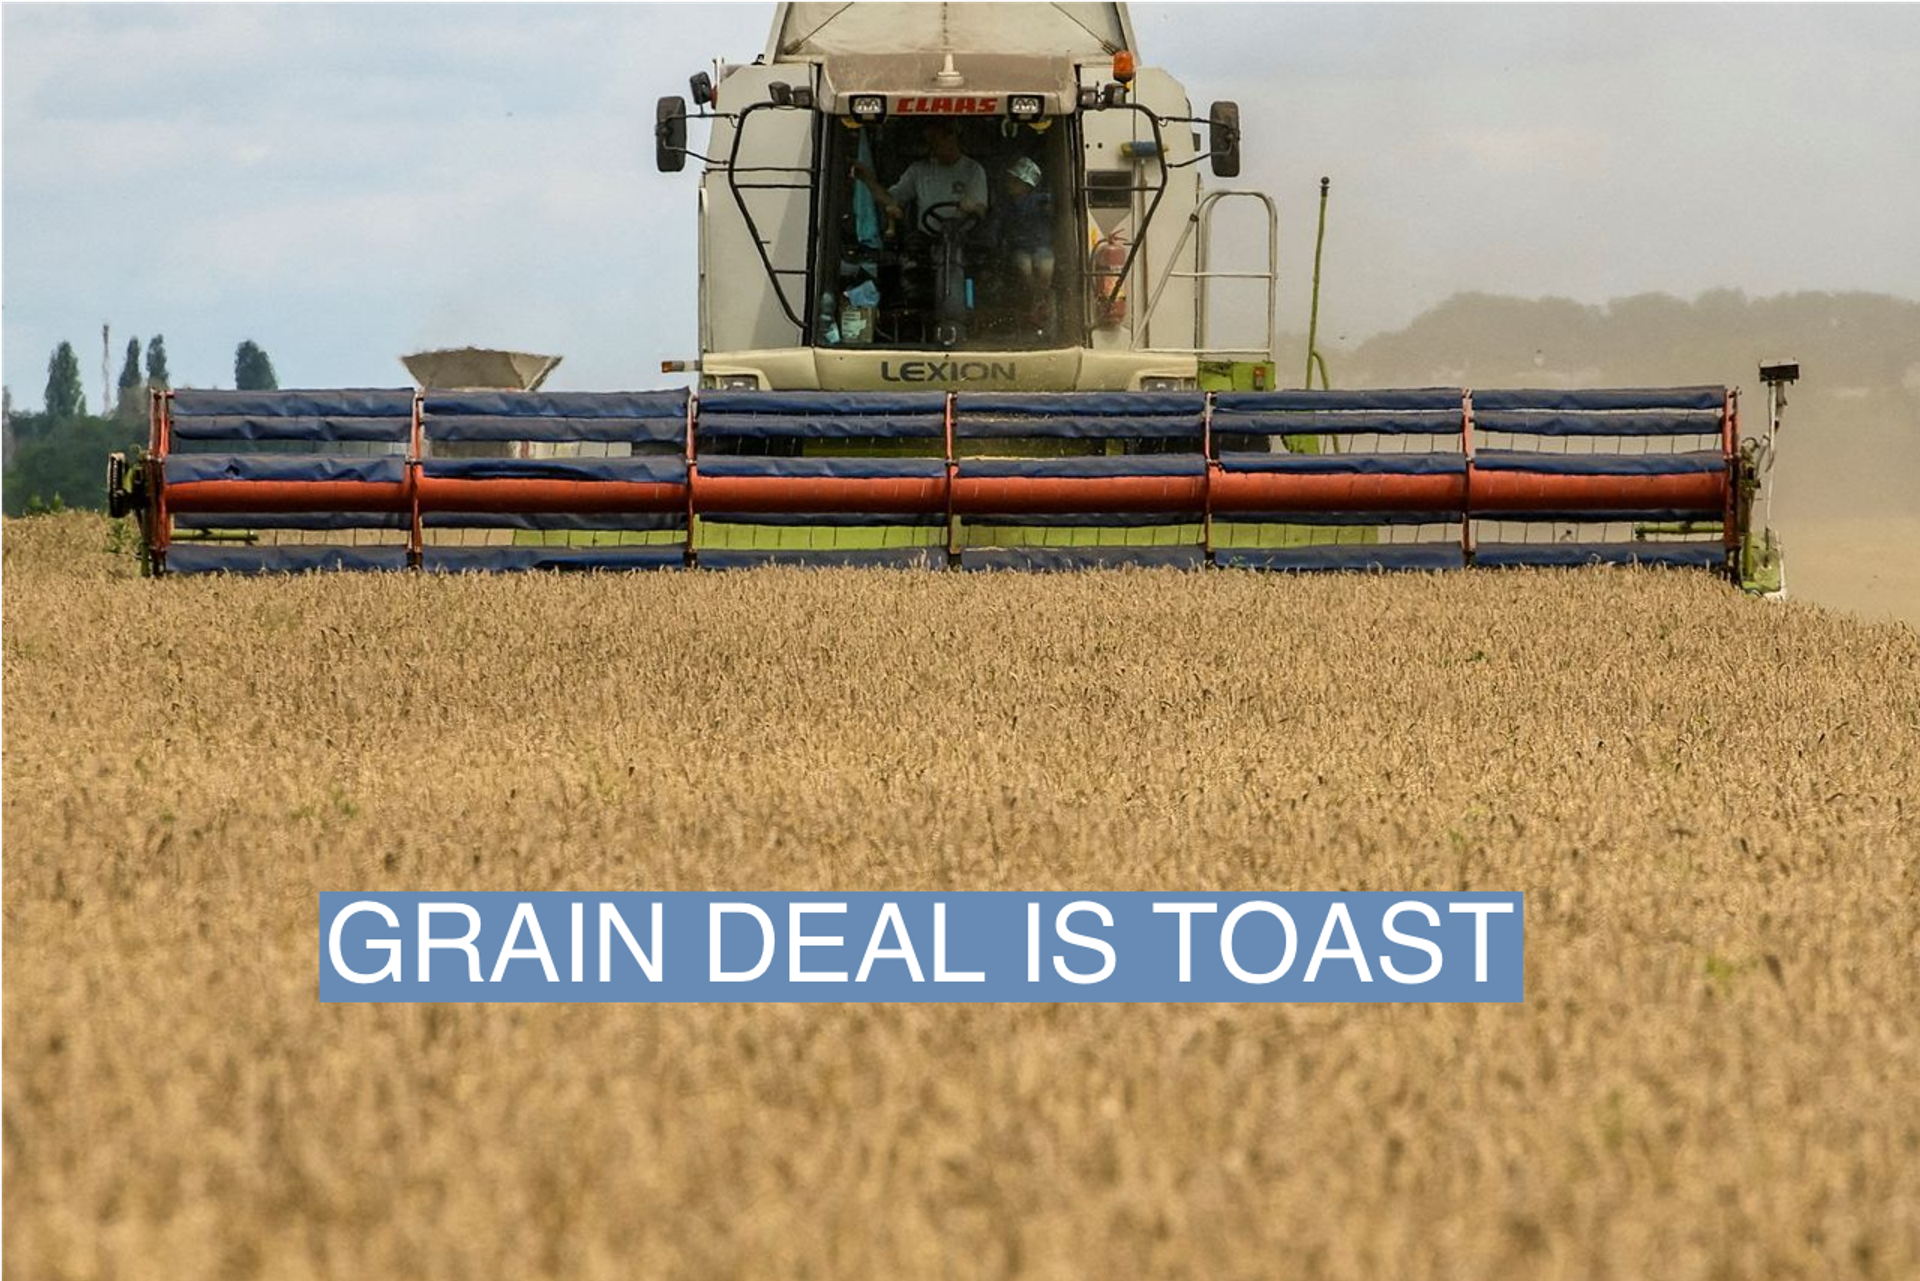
888;156;988;222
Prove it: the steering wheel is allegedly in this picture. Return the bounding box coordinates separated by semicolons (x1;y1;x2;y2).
918;201;981;237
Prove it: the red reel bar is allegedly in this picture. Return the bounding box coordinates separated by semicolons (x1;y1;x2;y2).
162;467;1730;521
1211;471;1469;514
1468;470;1726;513
951;474;1208;515
697;475;945;515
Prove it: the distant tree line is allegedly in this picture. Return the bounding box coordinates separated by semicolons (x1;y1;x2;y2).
4;336;279;516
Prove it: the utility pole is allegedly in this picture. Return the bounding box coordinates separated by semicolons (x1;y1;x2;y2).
102;323;112;417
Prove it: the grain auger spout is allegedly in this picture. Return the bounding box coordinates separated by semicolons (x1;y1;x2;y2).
108;2;1788;589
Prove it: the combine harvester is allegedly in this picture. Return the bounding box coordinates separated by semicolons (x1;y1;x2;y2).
110;1;1786;586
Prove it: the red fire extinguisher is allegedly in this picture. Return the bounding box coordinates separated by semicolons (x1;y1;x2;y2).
1092;230;1129;326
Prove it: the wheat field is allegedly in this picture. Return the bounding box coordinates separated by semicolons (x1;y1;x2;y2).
4;512;1917;1279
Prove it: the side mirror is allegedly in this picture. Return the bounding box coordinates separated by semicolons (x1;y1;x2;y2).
689;72;713;108
656;96;688;173
1208;101;1241;178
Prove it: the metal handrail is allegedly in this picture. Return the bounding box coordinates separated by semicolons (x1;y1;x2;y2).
1138;189;1278;359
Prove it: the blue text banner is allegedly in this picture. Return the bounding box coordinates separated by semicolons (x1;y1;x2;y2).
320;892;1524;1003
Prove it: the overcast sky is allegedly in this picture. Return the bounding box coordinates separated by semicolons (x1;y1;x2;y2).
4;2;1917;403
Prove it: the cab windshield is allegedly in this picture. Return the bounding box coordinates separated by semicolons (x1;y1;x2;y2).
813;115;1080;351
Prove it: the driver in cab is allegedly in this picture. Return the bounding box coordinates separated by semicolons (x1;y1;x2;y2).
853;120;987;234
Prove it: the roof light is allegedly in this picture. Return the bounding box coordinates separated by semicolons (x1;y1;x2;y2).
1007;94;1044;121
1112;50;1136;84
849;94;886;123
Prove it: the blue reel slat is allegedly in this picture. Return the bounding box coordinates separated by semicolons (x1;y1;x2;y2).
698;548;945;570
421;390;687;419
1473;410;1723;437
164;455;408;485
165;545;411;574
422;547;685;573
1474;541;1728;569
700;390;947;416
954;416;1205;439
424;416;687;444
698;390;944;439
1218;544;1466;572
955;392;1203;440
961;455;1205;479
1473;387;1725;412
1216;389;1464;413
695;414;944;439
960;547;1207;572
1473;450;1726;476
418;456;688;483
963;392;1206;417
696;456;949;480
170;389;415;418
1217;452;1467;475
169;415;413;443
1209;410;1462;436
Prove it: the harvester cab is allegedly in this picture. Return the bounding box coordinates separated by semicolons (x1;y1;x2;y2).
109;0;1790;584
658;1;1267;394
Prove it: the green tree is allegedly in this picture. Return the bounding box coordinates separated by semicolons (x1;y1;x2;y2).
2;411;145;516
44;342;86;420
145;334;170;390
234;340;278;391
116;337;145;421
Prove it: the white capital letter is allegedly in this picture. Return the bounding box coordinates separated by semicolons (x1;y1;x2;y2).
571;902;585;983
1304;902;1373;983
602;902;663;982
418;903;483;982
1381;901;1443;984
1027;902;1041;982
1449;901;1516;982
934;902;983;982
1053;901;1115;985
490;902;559;982
789;903;849;982
856;902;925;983
710;903;775;982
328;901;402;984
1153;902;1220;982
1220;902;1296;984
